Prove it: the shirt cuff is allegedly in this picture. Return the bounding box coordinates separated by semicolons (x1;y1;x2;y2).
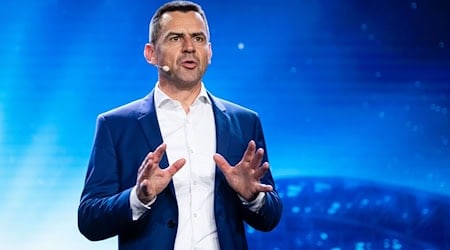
129;186;157;221
238;192;266;213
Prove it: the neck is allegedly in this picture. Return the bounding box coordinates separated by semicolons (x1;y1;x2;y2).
158;80;202;113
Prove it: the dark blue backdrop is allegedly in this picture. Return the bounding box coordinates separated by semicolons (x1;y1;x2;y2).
0;0;449;249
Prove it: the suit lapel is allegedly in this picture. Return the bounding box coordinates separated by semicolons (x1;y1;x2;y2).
209;93;232;200
137;91;174;195
209;94;231;157
137;91;165;160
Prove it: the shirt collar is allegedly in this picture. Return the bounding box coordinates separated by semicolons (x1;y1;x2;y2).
154;82;211;108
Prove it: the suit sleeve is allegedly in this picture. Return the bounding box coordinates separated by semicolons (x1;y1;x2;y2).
241;116;283;231
77;115;134;241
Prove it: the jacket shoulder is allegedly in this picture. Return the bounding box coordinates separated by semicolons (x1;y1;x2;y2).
212;96;259;117
98;95;152;121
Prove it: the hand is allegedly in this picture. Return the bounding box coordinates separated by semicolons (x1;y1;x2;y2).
213;140;273;201
136;143;186;203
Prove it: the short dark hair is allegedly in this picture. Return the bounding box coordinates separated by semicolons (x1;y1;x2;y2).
149;1;210;44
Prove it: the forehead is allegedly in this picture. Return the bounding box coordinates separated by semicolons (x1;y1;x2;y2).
160;11;207;33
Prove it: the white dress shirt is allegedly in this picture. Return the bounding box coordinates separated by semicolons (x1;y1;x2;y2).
129;83;266;250
156;84;218;250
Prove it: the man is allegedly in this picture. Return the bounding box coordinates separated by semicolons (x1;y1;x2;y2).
78;1;282;249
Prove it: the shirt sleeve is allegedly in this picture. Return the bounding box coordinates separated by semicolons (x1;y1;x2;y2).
129;186;157;220
238;192;266;213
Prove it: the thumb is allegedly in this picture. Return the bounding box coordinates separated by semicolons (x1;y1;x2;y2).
166;158;186;176
213;153;230;173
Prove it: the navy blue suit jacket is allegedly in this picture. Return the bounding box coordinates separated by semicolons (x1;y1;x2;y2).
78;90;283;250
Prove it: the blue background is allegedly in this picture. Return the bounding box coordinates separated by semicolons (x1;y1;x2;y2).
0;0;449;249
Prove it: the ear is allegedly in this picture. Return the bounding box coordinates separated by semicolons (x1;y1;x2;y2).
208;42;213;64
143;43;157;65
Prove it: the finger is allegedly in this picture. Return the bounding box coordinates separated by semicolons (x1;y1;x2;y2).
241;140;256;163
165;158;186;176
137;153;154;182
139;150;161;182
249;148;265;169
151;143;167;164
213;153;231;173
255;161;269;175
256;183;273;193
138;151;153;172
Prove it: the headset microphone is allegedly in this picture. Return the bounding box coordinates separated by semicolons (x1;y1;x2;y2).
156;65;170;72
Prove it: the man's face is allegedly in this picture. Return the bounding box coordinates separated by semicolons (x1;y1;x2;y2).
153;11;212;89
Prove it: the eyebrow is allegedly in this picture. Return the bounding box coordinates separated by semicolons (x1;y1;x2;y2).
164;31;206;39
191;32;206;38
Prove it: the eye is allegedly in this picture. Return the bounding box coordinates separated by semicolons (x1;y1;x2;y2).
193;36;205;43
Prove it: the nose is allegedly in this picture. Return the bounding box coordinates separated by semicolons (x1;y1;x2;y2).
182;38;195;53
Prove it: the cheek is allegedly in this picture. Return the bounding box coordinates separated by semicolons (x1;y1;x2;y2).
159;44;178;55
201;49;212;64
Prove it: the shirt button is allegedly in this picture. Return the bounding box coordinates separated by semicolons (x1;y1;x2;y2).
193;213;197;218
193;181;197;185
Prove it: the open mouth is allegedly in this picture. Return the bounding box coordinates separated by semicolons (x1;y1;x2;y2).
181;60;198;69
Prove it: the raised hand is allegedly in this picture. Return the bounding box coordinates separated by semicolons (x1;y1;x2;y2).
136;143;186;203
213;140;273;201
